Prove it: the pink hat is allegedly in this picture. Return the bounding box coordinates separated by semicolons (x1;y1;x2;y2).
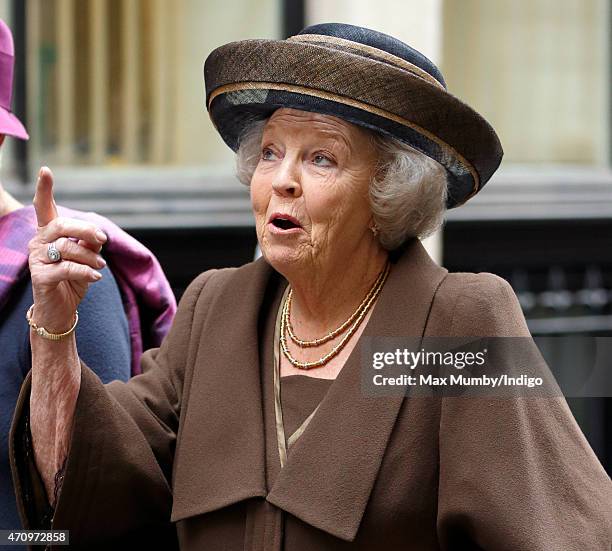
0;18;28;140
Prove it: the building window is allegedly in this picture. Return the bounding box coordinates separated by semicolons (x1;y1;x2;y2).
24;0;281;170
442;0;609;166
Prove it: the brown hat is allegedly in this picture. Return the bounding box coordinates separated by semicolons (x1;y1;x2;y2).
204;23;503;208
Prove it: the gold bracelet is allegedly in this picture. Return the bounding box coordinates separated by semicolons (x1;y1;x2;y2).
26;304;79;341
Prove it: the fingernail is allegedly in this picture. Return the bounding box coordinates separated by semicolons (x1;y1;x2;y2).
97;256;107;268
93;271;102;280
96;230;107;243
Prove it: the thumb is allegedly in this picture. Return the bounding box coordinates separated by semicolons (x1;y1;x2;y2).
33;166;59;227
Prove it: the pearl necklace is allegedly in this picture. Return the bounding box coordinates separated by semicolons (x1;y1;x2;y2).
280;263;390;369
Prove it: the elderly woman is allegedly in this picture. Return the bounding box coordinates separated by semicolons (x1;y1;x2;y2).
10;23;612;550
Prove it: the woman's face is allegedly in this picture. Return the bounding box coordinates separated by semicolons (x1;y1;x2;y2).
251;108;379;274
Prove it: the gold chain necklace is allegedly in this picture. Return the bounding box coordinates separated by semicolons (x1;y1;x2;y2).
285;266;388;347
280;263;390;369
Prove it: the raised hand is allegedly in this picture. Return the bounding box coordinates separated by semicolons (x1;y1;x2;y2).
28;167;108;333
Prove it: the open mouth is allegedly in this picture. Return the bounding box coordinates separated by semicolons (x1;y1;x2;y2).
272;218;299;230
269;214;302;231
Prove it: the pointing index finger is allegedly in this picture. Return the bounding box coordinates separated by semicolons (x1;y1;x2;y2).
33;167;59;228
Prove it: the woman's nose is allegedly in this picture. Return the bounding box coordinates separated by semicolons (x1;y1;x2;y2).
271;157;302;197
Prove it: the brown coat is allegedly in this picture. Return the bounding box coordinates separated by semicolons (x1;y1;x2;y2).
10;239;612;550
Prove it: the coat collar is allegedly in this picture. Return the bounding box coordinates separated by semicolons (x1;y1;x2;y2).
171;239;448;542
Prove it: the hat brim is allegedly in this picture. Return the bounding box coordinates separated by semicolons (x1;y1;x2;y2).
0;108;29;140
205;39;503;208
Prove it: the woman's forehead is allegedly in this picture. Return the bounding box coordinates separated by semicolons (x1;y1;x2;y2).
264;108;366;144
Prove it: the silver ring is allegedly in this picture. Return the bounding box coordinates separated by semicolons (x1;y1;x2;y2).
47;242;62;263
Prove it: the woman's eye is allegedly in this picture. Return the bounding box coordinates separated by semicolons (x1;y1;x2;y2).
312;154;333;167
261;148;277;161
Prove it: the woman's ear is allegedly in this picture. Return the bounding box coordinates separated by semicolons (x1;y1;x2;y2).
368;218;380;237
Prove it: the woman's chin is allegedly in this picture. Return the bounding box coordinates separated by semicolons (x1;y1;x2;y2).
260;243;307;273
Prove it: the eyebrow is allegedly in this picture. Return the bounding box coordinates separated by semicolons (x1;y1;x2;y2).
263;124;353;155
323;130;352;153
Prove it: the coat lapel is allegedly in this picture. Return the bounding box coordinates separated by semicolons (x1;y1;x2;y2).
171;258;275;522
266;239;448;541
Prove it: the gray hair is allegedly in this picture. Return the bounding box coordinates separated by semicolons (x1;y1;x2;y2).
235;118;447;251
